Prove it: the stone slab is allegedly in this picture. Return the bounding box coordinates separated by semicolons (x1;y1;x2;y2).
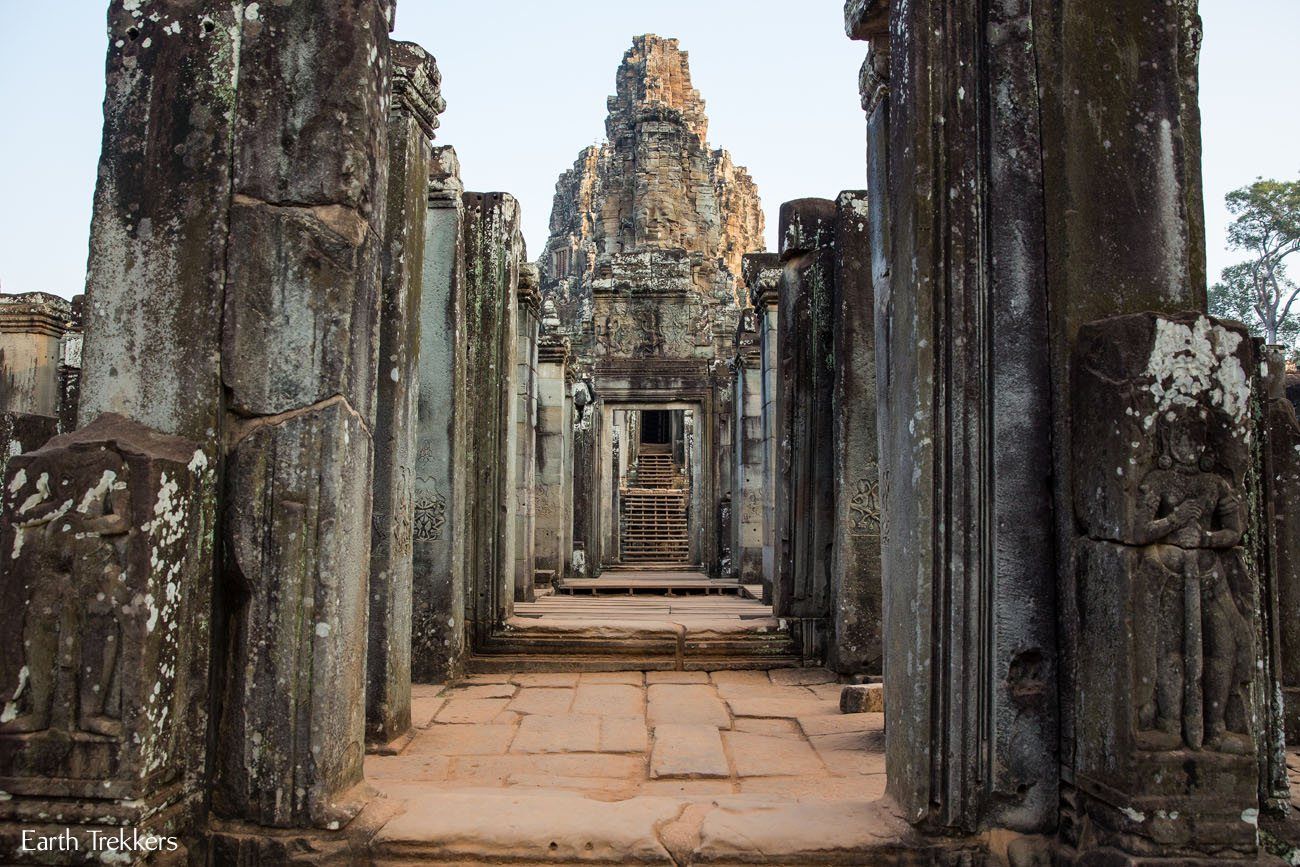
646;671;710;684
602;717;650;753
365;754;452;781
650;725;730;779
797;712;883;737
725;697;837;719
512;672;581;688
695;798;911;861
434;698;511;724
507;688;575;716
406;724;515;757
372;792;681;863
449;754;645;786
580;671;646;685
511;714;602;754
732;718;802;737
573;683;645;717
723;731;825;777
458;683;518;700
768;668;838;686
648;684;731;728
409;696;446;729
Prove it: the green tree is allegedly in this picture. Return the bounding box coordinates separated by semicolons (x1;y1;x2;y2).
1208;177;1300;349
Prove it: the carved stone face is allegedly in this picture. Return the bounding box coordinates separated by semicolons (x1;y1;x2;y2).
1168;423;1206;467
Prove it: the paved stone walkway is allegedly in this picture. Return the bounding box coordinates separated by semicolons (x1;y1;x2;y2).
364;669;904;864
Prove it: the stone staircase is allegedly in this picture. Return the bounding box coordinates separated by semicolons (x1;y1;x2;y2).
621;449;690;564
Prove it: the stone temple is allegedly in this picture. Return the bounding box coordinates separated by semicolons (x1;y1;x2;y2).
1;1;1299;864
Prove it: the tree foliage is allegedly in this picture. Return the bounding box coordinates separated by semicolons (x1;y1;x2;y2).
1208;177;1300;352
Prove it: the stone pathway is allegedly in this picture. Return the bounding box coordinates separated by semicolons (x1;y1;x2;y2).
364;669;913;864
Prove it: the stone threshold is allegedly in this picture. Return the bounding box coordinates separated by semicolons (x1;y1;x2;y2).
367;791;980;865
469;617;801;673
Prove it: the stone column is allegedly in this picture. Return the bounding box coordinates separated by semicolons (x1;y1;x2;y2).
366;42;443;747
571;379;597;577
731;309;765;585
744;253;781;602
413;147;467;684
461;193;522;648
775;200;837;660
0;2;238;852
1270;348;1300;742
514;265;541;601
213;0;392;835
829;190;881;676
852;0;1262;849
535;333;571;585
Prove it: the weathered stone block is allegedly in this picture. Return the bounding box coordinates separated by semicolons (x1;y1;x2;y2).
222;201;382;424
1071;312;1263;858
0;414;213;838
839;683;884;714
0;411;58;483
231;0;391;220
79;2;241;448
216;401;372;828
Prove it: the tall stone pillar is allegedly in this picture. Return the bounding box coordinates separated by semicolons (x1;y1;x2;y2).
852;0;1283;855
829;190;882;675
774;200;837;661
744;253;781;602
514;265;541;602
366;42;443;747
462;192;523;648
571;378;598;577
535;332;572;585
0;2;237;854
731;309;765;584
213;0;392;836
413;147;467;683
1270;348;1300;742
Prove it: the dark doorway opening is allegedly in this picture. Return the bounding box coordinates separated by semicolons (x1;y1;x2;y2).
641;409;670;444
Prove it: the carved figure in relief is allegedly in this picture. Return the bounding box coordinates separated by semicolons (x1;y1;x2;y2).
849;469;882;536
1133;408;1253;754
3;465;129;738
412;481;447;542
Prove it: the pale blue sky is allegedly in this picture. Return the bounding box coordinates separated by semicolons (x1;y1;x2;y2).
0;1;1295;299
